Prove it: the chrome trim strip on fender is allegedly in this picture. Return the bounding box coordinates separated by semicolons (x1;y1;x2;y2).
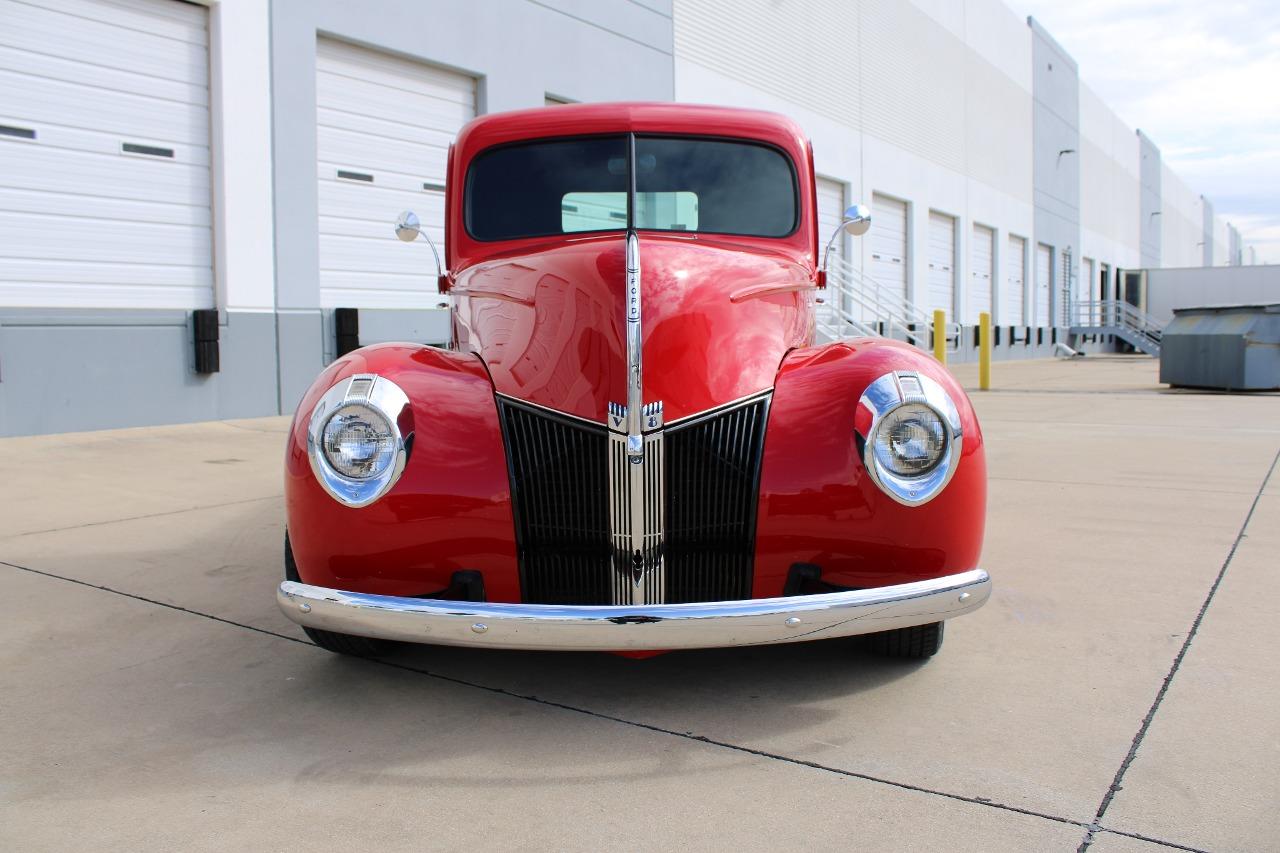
278;569;991;652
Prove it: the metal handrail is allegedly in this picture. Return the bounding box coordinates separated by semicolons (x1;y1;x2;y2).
821;253;961;350
1069;300;1164;344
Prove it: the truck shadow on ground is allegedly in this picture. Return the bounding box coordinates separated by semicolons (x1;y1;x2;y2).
273;636;935;790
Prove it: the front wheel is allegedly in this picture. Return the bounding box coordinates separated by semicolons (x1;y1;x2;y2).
285;533;389;658
864;621;945;659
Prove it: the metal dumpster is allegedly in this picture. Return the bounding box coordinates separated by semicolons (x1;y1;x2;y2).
1159;304;1280;390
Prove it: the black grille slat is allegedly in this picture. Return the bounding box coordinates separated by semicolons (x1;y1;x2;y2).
499;395;768;606
664;397;768;604
499;400;610;605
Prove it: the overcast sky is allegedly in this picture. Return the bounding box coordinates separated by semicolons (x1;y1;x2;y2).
1016;0;1279;263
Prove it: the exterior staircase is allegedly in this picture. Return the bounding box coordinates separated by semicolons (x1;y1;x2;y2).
816;254;961;351
1068;300;1164;356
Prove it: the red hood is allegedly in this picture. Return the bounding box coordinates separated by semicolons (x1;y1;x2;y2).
452;234;815;423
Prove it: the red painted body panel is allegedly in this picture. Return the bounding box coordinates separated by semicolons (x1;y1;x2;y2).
285;344;520;601
452;233;813;424
284;103;986;614
753;339;986;597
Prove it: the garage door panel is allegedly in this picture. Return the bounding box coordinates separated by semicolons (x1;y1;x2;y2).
317;39;474;104
319;234;440;275
968;223;993;324
0;45;207;110
868;193;907;301
927;211;955;316
1035;243;1052;327
30;0;207;34
1005;234;1026;325
0;0;212;310
815;176;844;255
317;126;451;183
317;37;473;309
319;184;444;231
1;186;210;227
1;211;209;266
315;108;457;156
0;278;210;309
1;70;209;145
315;85;474;139
3;1;207;80
2;123;211;168
5;144;210;207
0;254;210;288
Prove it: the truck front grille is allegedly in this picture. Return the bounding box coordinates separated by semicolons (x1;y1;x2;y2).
498;393;769;605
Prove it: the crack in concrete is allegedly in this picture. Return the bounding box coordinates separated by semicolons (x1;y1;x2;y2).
1076;444;1280;852
0;558;1241;852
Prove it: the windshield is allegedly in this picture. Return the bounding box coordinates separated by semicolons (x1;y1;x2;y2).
465;135;798;241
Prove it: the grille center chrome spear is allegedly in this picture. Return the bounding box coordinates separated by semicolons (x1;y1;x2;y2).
624;230;645;461
609;230;665;605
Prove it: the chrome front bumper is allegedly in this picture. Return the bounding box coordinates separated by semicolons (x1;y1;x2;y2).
277;569;990;652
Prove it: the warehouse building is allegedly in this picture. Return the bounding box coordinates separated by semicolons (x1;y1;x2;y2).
0;0;1259;435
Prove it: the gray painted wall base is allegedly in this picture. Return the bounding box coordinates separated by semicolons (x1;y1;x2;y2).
0;309;279;437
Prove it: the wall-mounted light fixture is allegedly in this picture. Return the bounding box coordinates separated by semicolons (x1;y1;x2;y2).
1056;148;1076;166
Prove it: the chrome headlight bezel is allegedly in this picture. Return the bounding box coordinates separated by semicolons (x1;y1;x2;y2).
856;371;963;506
307;374;412;507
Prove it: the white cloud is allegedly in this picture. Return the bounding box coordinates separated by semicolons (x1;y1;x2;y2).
1017;0;1280;262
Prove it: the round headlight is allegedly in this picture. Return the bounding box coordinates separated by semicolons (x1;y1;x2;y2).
872;403;947;477
856;371;964;507
306;374;412;507
321;404;396;479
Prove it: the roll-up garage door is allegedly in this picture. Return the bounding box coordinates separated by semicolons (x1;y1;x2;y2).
815;176;846;322
927;211;956;318
969;224;993;324
1005;235;1026;325
316;38;475;308
0;0;212;309
868;194;907;301
816;177;845;261
1035;243;1052;327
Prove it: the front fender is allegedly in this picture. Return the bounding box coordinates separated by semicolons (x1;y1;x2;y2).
752;338;986;596
284;344;520;600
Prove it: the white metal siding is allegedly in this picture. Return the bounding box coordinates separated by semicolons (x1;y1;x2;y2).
968;223;993;324
1005;235;1026;324
868;194;907;300
0;0;212;309
927;211;955;318
316;38;475;308
1035;243;1052;327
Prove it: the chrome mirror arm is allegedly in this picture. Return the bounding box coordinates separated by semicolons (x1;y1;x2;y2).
394;210;446;281
819;204;872;274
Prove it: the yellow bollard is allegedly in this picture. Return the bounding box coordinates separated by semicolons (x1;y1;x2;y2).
932;309;947;364
979;311;991;390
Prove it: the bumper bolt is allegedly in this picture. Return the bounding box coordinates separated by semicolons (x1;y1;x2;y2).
959;592;971;602
471;623;488;634
784;617;801;627
299;603;311;613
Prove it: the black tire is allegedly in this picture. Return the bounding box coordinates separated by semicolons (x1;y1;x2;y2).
865;621;945;659
285;533;389;658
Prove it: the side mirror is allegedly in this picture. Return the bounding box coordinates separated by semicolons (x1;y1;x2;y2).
842;204;872;237
395;210;422;242
393;209;447;290
820;202;873;287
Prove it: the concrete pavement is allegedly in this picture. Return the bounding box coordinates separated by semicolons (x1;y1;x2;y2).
2;355;1277;852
